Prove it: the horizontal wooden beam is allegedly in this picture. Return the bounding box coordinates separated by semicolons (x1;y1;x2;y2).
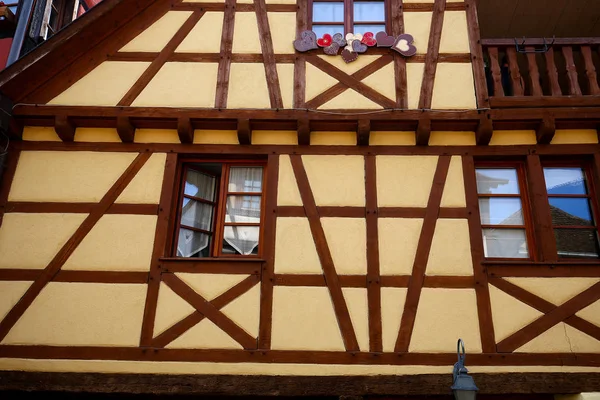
482;37;600;46
490;95;600;108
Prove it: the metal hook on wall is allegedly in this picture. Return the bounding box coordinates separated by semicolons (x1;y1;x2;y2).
514;36;556;53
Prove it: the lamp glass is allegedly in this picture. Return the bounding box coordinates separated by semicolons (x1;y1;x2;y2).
453;390;477;400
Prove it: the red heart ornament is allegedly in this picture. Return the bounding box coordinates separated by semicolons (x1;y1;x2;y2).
317;34;332;47
361;32;377;47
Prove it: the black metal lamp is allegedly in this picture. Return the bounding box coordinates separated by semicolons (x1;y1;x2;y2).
451;339;478;400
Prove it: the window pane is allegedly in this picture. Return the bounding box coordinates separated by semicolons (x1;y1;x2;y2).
478;198;524;225
544;167;587;195
353;24;386;34
476;168;520;194
226;195;261;223
181;199;214;231
555;229;600;259
185;169;216;201
549;198;594;226
177;228;210;258
312;25;344;37
354;1;385;22
228;167;263;193
222;226;260;256
313;2;344;22
482;228;529;258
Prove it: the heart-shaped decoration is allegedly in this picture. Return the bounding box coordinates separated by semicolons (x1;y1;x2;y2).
317;33;332;47
361;32;377;47
341;48;358;63
375;31;395;47
293;30;318;52
392;33;417;56
345;33;363;51
332;33;346;47
323;42;340;55
352;39;367;53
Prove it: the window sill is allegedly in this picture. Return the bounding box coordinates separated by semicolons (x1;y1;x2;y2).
159;257;263;274
484;260;600;277
482;260;600;266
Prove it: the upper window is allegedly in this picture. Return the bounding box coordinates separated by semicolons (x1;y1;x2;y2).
310;0;387;37
174;161;266;258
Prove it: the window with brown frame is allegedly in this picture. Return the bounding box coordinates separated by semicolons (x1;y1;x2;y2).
173;161;266;258
309;0;388;37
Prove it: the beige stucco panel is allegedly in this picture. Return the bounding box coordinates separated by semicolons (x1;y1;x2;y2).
379;218;423;276
429;131;476;146
277;64;295;109
342;288;369;352
431;63;476;109
268;13;296;54
377;155;438;207
272;286;345;351
0;281;32;321
362;62;396;102
370;131;416;146
505;278;600;305
167;319;243;349
303;155;365;206
577;299;600;326
426;219;473;276
310;131;356;146
274;217;322;274
320;88;383;110
176;273;249;301
63;214;157;271
516;323;600;353
154;283;195;336
232;12;261;53
134;129;181;143
176;12;224;53
0;213;87;269
228;63;270;108
116;153;166;204
381;288;408;352
277;155;303;206
221;284;260;337
120;11;192;52
490;130;537;145
489;285;543;342
194;130;239;144
409;288;482;353
407;63;425;109
305;63;339;101
48;62;150;106
551;129;599;144
322;218;367;275
22;126;61;141
404;12;432;55
132;63;218;108
2;283;145;346
9;151;136;202
252;130;297;145
74;128;121;143
440;156;466;207
318;55;381;75
439;11;470;53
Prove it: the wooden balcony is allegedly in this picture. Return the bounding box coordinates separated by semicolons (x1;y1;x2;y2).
482;38;600;108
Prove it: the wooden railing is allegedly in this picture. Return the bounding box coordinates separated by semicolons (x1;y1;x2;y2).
482;38;600;108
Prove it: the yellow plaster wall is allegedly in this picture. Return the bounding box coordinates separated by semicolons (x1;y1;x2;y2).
439;11;470;53
63;214;157;271
120;11;192;52
154;283;195;336
370;131;416;146
409;288;482;353
2;283;146;346
134;129;180;143
361;63;396;102
0;213;86;269
319;55;380;75
342;287;369;352
378;218;423;275
577;300;600;326
551;129;599;144
305;63;338;101
132;63;218;108
221;284;260;337
268;12;296;54
193;130;239;144
277;155;303;206
431;63;476;109
228;63;270;108
48;62;150;106
381;287;407;352
303;155;365;206
168;319;243;349
505;278;600;305
116;152;166;204
176;273;249;301
516;323;600;353
271;286;345;351
407;63;425;109
426;219;473;276
274;217;322;274
74;128;121;143
429;131;476;146
22;126;60;141
310;131;356;145
0;281;32;321
232;12;261;53
251;130;297;145
489;130;537;145
489;285;543;342
320;89;382;109
322;218;367;275
277;63;295;109
403;12;432;55
440;155;466;207
377;155;438;207
176;12;224;53
9;151;136;202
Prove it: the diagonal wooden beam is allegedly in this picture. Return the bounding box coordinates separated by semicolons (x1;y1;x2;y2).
289;155;360;351
118;11;205;106
215;0;237;108
306;56;397;109
162;273;257;349
152;274;260;348
0;152;151;341
418;0;446;109
496;280;600;352
254;0;283;108
395;155;451;352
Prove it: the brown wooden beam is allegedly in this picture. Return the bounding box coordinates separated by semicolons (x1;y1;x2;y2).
237;119;251;145
536;115;556;144
116;116;135;143
418;0;446;110
297;118;310;145
54;115;75;142
476;113;493;146
177;117;193;144
357;119;370;146
416;118;431;146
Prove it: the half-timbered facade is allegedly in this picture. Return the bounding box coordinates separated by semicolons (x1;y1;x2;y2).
0;0;600;397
